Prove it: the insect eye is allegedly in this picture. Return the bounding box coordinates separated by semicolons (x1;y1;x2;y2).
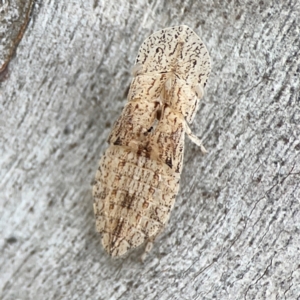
195;84;204;98
131;63;143;77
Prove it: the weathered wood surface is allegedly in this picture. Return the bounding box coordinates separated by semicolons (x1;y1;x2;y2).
1;1;300;299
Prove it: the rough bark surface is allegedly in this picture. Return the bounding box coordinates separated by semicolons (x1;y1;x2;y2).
1;1;300;299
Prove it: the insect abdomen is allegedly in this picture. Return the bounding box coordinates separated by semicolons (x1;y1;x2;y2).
93;145;179;256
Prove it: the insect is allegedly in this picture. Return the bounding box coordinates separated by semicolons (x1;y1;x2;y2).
93;25;211;258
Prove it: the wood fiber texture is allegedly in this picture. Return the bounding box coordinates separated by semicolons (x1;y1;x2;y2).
0;0;33;73
1;1;300;299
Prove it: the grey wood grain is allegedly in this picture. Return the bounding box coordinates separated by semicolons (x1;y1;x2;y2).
1;0;300;299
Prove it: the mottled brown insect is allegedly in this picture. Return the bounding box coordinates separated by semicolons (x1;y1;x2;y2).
93;25;211;258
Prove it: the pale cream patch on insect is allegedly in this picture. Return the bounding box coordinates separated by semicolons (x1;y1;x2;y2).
165;76;173;91
93;25;211;259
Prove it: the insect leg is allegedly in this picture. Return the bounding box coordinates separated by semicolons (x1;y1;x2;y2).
185;122;208;154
